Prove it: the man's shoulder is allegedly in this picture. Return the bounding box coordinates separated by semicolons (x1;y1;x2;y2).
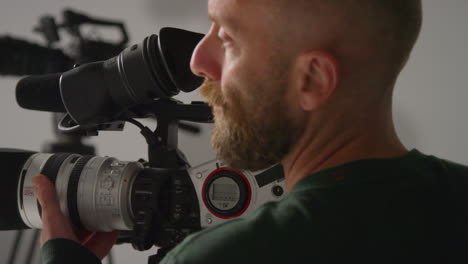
160;151;468;264
421;153;468;191
161;197;316;264
423;154;468;205
426;154;468;175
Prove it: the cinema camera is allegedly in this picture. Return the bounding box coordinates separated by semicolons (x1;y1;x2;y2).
1;10;285;263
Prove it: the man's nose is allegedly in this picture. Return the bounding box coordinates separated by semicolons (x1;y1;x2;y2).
190;35;222;81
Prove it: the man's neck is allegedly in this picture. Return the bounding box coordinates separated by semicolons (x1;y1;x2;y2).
281;113;407;191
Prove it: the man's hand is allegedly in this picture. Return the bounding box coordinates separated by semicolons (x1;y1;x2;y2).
33;174;120;260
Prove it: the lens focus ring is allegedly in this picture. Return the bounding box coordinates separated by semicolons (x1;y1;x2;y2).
67;156;94;229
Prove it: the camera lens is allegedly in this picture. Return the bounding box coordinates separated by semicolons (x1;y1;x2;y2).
18;153;143;231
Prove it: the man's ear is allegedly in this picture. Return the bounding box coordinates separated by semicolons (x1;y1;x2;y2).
291;51;340;111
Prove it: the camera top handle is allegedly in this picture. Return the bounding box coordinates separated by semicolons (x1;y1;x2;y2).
131;99;214;169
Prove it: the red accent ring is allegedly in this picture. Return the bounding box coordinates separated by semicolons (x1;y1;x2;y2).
202;167;252;219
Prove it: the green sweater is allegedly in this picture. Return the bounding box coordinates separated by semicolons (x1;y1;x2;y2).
42;150;468;263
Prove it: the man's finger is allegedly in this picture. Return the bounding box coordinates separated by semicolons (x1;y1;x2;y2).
33;174;78;246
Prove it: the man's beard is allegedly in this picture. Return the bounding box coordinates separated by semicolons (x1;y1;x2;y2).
200;75;300;171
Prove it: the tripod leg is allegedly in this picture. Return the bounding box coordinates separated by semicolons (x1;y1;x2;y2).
25;229;40;264
8;230;24;264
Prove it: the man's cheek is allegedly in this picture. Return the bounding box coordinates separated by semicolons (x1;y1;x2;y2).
222;85;243;114
221;56;249;89
220;77;237;107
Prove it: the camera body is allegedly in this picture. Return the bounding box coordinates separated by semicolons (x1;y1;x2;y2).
188;160;285;228
15;152;285;250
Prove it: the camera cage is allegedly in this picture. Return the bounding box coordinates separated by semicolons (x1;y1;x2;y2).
57;97;213;255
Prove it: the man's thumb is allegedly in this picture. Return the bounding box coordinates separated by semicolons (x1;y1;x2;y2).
33;175;60;214
33;174;78;246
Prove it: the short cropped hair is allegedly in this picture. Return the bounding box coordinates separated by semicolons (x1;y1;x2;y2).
275;0;423;78
363;1;423;69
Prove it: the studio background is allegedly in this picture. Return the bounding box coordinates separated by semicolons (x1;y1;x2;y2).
0;0;467;263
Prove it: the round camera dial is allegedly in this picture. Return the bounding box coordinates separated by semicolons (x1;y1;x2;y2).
202;167;252;219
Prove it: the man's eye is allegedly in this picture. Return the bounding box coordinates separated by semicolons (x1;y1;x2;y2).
218;29;233;46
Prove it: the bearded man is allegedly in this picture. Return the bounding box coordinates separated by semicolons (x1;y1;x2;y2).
34;0;468;263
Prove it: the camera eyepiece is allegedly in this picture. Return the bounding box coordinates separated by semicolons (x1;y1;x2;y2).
16;27;205;127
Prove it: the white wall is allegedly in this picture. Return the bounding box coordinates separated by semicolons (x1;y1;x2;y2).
395;0;468;164
0;1;467;263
